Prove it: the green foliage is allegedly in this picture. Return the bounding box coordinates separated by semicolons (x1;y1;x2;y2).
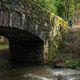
54;0;65;18
58;27;80;68
65;59;79;69
33;0;57;14
46;13;68;64
33;0;80;22
34;0;46;8
0;37;9;49
0;44;9;49
45;0;57;14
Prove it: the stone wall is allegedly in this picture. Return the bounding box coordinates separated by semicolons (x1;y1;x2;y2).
0;0;50;41
0;0;68;63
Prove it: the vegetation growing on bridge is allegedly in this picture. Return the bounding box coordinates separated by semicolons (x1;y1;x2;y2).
0;0;69;66
22;0;68;65
44;13;68;65
0;0;80;69
0;36;9;50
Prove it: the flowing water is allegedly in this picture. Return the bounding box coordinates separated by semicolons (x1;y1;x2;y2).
0;49;80;80
0;65;80;80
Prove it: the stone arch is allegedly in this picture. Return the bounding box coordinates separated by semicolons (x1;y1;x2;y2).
0;27;44;65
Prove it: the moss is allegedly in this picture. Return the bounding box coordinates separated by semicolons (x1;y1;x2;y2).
46;13;68;63
0;0;68;65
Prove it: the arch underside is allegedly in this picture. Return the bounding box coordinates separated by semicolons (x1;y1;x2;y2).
0;0;48;64
0;27;44;64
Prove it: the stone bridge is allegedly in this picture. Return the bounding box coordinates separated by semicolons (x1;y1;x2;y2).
0;0;65;64
0;0;51;64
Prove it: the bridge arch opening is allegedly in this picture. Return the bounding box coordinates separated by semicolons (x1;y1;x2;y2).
0;35;10;61
0;35;9;50
9;36;44;65
0;27;44;65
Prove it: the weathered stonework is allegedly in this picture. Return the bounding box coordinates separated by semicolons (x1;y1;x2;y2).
0;0;50;41
0;0;68;64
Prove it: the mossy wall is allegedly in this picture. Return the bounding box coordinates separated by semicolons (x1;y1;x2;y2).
0;0;68;63
19;0;68;63
44;13;68;63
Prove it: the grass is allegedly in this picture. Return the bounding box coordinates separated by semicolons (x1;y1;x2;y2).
0;44;9;50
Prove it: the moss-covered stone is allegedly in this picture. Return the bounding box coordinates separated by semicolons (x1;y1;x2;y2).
0;0;68;64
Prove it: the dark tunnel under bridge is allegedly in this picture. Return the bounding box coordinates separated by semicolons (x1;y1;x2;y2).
0;0;50;65
0;26;44;65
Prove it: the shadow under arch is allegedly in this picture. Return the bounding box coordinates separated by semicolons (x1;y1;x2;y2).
0;26;44;65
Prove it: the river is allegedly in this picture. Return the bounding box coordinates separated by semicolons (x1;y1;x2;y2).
0;49;80;80
0;64;80;80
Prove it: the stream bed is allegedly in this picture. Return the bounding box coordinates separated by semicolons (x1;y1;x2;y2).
0;65;80;80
